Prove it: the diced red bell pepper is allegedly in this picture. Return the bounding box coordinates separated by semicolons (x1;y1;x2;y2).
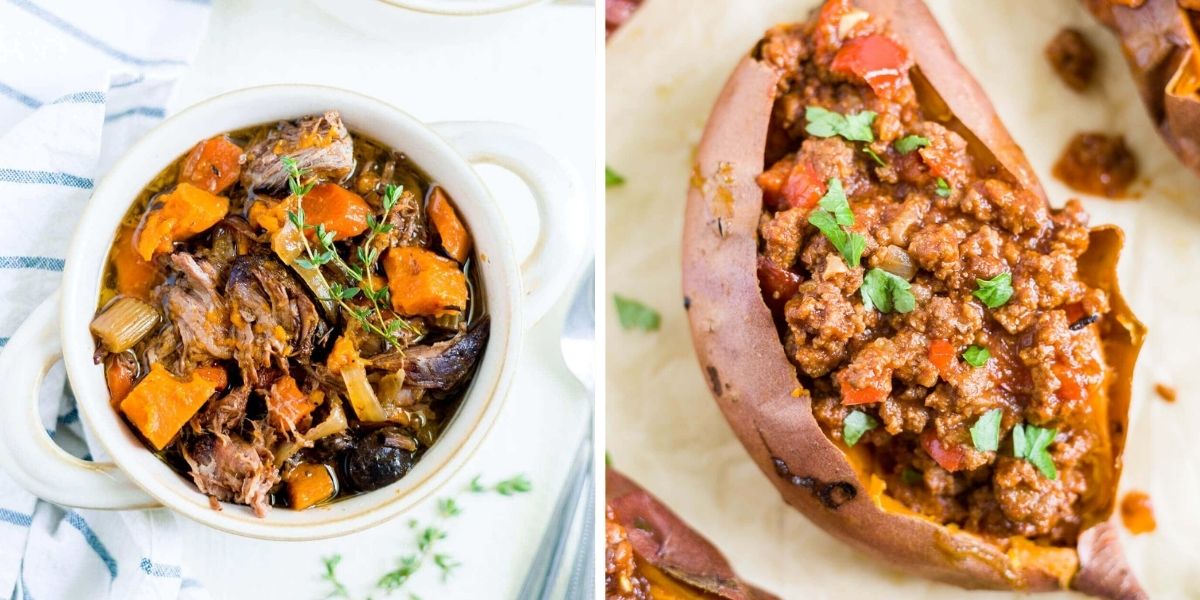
831;34;911;98
841;384;887;406
928;339;955;376
1053;363;1085;402
758;157;827;211
814;0;854;55
921;428;966;472
757;256;801;315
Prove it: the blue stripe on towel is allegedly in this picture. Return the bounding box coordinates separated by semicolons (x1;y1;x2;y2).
111;75;144;89
20;564;33;600
0;257;65;271
0;508;33;527
7;0;189;67
139;558;182;578
58;407;79;425
0;337;9;347
51;91;105;105
181;577;203;589
0;81;41;109
0;168;92;188
64;510;118;578
105;106;165;122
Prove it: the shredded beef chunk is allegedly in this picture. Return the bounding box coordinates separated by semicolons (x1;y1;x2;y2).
754;2;1113;546
155;253;234;374
226;254;322;386
241;111;354;194
184;433;278;518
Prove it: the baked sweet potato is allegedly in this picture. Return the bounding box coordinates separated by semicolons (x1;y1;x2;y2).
606;468;778;600
681;0;1146;596
1086;0;1200;175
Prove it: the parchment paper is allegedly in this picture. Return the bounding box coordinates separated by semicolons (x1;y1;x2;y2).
605;1;1200;597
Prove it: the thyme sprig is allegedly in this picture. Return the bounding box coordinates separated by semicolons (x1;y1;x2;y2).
319;473;532;598
280;156;412;347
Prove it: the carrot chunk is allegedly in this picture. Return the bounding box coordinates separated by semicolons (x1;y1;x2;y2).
301;183;371;241
427;187;472;263
134;183;230;260
285;463;336;511
104;356;135;406
112;225;159;299
179;135;243;194
840;384;886;406
119;364;226;450
383;247;468;318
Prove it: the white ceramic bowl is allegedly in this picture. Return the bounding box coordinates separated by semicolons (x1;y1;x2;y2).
0;84;584;540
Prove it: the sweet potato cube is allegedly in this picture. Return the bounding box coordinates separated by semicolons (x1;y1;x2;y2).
119;364;226;450
383;247;468;317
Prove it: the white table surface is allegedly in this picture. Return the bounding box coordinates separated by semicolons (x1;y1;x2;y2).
168;1;595;598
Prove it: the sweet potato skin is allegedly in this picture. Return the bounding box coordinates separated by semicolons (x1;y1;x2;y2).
1087;0;1200;176
607;469;779;600
681;1;1146;596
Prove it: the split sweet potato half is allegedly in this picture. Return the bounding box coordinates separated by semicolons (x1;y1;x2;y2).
681;0;1146;596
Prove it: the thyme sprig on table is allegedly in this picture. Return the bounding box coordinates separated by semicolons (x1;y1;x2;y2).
280;156;413;347
319;474;533;599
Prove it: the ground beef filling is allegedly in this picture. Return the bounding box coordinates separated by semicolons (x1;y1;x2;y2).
754;5;1110;546
605;506;650;600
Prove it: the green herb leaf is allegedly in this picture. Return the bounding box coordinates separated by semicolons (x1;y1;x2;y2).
863;147;886;167
433;554;461;582
468;476;485;493
605;451;614;466
320;554;350;599
817;178;853;225
861;268;915;314
437;497;460;518
383;184;402;212
1012;424;1058;479
843;410;878;447
901;467;922;485
969;408;1003;452
935;177;951;198
962;345;991;367
494;474;533;496
614;295;661;332
805;106;877;143
287;209;305;230
973;272;1014;309
895;135;930;154
606;166;626;187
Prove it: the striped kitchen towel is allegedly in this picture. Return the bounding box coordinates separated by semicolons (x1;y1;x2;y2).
0;1;213;599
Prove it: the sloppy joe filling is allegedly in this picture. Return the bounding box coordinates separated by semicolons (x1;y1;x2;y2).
754;0;1113;546
606;505;651;600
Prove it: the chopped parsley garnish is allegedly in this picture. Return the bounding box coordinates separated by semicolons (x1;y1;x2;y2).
605;166;626;187
969;408;1003;452
1012;424;1058;480
973;272;1014;309
614;295;661;332
935;177;951;198
861;268;915;314
843;410;878;447
807;178;866;268
863;147;886;166
895;135;930;154
962;345;991;367
805;106;877;143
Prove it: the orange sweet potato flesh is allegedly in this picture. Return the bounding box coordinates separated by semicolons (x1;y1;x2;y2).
285;463;335;511
134;182;230;260
112;224;159;299
681;0;1146;596
383;247;468;318
179;135;243;194
607;469;778;600
1087;0;1200;176
427;187;472;263
301;183;371;241
119;364;227;450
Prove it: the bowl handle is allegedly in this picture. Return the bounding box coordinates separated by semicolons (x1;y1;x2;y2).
0;291;158;509
432;121;587;325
